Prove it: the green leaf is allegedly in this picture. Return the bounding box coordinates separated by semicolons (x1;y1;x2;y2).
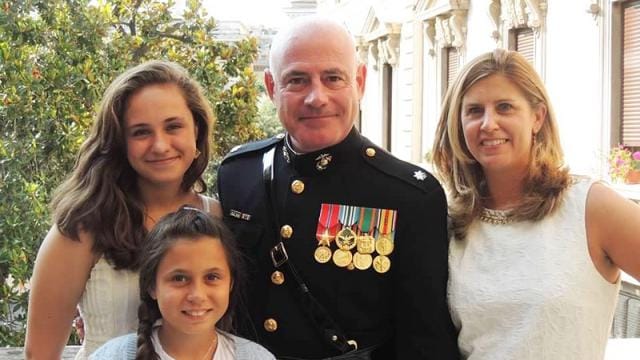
0;0;264;346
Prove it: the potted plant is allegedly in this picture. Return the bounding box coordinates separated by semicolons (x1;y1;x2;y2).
629;151;640;184
608;145;640;184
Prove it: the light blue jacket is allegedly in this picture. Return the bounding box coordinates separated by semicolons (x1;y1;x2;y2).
90;332;275;360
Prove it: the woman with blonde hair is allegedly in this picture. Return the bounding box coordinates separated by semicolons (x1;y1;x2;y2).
25;60;221;359
433;49;640;359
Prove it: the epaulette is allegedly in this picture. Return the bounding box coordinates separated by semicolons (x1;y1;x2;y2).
360;139;439;194
221;133;285;163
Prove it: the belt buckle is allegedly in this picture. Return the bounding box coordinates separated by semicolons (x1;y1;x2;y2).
270;242;289;268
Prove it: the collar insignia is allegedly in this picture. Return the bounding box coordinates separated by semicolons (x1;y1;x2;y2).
413;170;427;181
315;153;332;171
282;144;291;163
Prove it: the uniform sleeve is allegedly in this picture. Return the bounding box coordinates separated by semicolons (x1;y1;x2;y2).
393;182;460;359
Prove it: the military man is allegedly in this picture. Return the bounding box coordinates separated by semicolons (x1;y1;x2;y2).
217;16;459;359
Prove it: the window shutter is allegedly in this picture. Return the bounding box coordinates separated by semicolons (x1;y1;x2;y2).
446;47;460;89
623;1;640;146
515;28;535;63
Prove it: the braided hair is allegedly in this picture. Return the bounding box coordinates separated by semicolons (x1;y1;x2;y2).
135;206;245;359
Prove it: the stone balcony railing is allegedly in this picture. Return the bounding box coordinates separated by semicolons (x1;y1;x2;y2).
0;346;79;360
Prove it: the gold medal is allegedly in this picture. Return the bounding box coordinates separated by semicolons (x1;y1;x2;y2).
314;245;332;264
335;228;357;250
375;209;396;256
332;248;353;267
375;236;394;256
373;255;391;273
353;252;372;270
356;234;375;254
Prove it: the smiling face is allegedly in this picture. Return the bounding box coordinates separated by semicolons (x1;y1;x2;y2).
461;74;546;177
150;236;231;340
124;83;198;189
265;19;366;153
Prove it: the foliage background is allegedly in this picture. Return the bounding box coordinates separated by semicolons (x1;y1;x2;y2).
0;0;278;346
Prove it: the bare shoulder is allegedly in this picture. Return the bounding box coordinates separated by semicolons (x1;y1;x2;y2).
33;225;99;285
37;225;96;263
586;182;638;223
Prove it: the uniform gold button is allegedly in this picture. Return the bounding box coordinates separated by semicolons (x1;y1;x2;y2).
280;225;293;239
264;318;278;332
271;270;285;285
291;180;305;194
366;148;376;157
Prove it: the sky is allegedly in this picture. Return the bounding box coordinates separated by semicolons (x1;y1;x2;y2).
178;0;290;28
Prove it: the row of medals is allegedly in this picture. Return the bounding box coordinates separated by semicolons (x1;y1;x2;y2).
314;227;393;273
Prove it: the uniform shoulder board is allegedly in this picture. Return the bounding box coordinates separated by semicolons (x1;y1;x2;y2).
222;133;285;163
360;140;439;193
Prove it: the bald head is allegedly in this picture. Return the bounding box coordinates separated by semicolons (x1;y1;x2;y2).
264;15;366;153
268;16;359;77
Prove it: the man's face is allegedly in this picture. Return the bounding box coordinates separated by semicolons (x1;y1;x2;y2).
266;28;366;153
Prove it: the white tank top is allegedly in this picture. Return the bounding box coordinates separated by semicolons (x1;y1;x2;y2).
75;258;140;359
448;177;620;359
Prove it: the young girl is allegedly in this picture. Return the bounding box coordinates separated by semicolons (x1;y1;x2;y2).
26;60;221;359
90;206;275;359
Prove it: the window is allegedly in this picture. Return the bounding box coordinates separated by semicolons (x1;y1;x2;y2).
509;27;535;64
622;1;640;146
446;46;460;93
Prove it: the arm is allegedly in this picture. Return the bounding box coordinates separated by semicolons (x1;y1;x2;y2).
586;183;640;282
394;184;460;359
25;226;97;359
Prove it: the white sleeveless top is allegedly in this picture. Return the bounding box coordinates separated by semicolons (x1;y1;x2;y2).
75;258;140;359
448;178;620;360
75;195;216;359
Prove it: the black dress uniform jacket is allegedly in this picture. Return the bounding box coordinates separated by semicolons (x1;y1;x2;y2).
217;128;459;359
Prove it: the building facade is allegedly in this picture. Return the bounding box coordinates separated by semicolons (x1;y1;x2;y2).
317;0;640;184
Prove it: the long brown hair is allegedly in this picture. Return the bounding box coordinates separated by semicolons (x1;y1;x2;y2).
135;207;245;360
51;60;214;270
432;49;571;240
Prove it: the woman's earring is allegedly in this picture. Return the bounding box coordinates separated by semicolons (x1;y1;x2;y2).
195;149;202;159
